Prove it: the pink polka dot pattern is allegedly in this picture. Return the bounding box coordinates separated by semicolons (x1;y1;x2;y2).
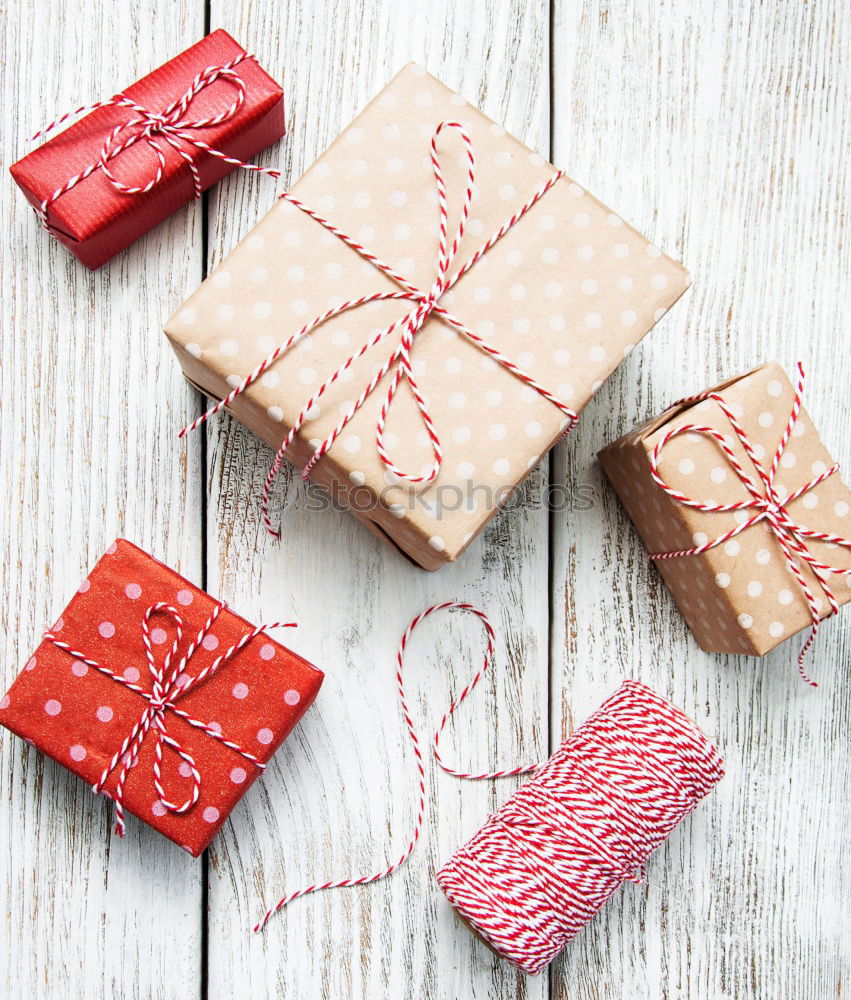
259;643;276;661
0;538;324;857
284;689;301;706
600;362;851;658
163;64;691;567
202;635;219;651
257;728;274;745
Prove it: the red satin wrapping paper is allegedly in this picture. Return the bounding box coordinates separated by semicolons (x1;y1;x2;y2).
0;539;323;856
10;29;285;269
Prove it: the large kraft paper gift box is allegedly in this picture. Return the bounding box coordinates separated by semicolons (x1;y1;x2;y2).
598;363;851;662
165;63;690;570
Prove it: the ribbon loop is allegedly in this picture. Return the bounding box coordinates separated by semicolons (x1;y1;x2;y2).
648;363;851;684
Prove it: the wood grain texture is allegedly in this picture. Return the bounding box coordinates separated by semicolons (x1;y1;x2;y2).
203;2;552;998
1;1;849;998
0;3;205;999
549;2;851;998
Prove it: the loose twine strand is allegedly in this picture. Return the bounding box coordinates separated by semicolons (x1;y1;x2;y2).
253;601;541;932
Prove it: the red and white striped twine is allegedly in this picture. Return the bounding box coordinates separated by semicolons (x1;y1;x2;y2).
32;53;284;229
254;607;722;977
436;679;724;975
44;602;295;837
647;363;851;684
253;601;542;933
180;122;578;539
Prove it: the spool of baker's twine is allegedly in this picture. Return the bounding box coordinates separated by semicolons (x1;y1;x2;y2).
436;678;724;973
254;603;724;976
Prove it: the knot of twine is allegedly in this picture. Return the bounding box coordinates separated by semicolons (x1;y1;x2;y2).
435;680;724;975
180;121;578;539
32;53;283;228
44;601;294;837
647;362;851;685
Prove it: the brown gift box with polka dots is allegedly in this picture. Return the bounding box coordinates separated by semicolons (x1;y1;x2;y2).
0;539;323;855
164;63;690;570
598;363;851;659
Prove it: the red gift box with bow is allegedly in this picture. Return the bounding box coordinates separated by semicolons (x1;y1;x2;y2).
0;539;323;855
10;29;285;269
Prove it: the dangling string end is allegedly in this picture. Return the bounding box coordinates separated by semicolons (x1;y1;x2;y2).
797;627;819;687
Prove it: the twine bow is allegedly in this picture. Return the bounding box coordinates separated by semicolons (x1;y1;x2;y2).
31;52;282;229
180;121;578;538
45;601;294;837
647;363;851;684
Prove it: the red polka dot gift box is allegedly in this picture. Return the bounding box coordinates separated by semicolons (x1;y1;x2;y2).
10;30;285;270
164;63;690;570
0;539;323;855
598;362;851;679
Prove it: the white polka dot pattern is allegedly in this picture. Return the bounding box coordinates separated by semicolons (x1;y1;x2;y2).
164;63;690;568
0;539;324;857
599;363;851;662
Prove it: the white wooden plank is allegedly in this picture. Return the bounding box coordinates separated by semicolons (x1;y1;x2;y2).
550;1;851;997
0;4;206;998
203;1;553;997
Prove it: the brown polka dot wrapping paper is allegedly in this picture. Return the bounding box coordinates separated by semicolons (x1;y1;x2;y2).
0;539;323;855
599;362;851;667
164;62;690;570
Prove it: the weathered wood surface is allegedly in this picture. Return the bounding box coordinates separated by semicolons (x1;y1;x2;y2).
0;3;206;999
0;1;848;999
550;2;851;999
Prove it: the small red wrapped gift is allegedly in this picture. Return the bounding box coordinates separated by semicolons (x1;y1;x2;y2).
10;29;285;269
0;539;322;855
